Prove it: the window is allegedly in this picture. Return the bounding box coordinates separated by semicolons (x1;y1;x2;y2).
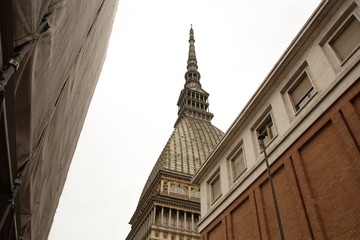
208;172;221;203
288;72;316;112
256;114;276;147
191;190;200;198
227;143;246;180
171;186;187;195
329;15;360;62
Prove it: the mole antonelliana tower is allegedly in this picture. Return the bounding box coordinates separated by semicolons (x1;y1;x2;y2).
126;26;224;240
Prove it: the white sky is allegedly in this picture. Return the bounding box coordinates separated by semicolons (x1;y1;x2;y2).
49;0;321;239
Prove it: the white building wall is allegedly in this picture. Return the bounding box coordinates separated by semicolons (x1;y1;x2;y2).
196;0;360;224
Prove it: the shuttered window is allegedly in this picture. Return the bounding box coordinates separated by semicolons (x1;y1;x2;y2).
257;115;276;147
231;148;245;179
211;175;221;203
289;73;315;111
330;16;360;61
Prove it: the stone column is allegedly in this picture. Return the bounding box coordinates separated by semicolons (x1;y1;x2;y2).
152;206;156;224
161;207;164;226
191;212;194;231
184;211;187;230
176;210;179;229
169;209;172;227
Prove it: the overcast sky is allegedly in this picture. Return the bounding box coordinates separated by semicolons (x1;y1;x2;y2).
48;0;321;239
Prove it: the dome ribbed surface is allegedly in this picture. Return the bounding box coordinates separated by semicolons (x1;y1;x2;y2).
139;117;224;200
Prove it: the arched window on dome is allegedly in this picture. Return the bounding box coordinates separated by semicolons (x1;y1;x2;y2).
171;186;187;195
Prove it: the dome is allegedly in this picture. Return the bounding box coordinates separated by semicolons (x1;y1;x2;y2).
139;116;224;201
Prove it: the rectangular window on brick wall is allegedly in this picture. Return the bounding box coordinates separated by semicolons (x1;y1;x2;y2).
227;142;246;181
319;3;360;71
208;170;221;204
329;14;360;62
288;71;316;112
256;114;277;147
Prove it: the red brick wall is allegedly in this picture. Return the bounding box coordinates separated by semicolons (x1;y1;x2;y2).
205;217;227;240
202;80;360;240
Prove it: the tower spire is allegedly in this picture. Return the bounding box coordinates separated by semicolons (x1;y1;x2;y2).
174;26;214;127
185;25;201;88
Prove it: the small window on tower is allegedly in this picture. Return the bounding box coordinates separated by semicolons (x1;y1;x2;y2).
191;190;200;198
171;186;187;195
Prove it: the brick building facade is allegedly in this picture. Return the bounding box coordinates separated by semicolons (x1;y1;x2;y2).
198;81;359;239
192;0;360;239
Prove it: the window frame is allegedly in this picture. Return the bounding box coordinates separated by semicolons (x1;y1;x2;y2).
191;190;201;198
170;185;187;195
207;170;222;205
328;14;360;64
287;70;316;113
319;3;360;71
256;113;277;148
227;142;246;182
